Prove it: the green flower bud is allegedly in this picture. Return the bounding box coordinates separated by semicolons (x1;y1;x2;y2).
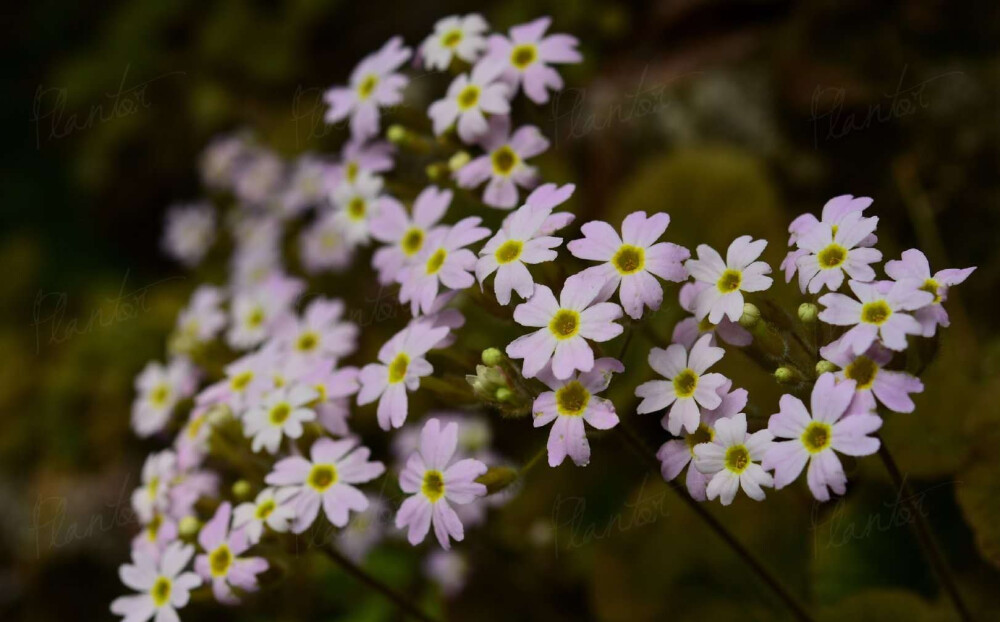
495;387;513;402
178;516;201;538
815;360;838;376
476;466;518;495
739;303;761;329
774;366;800;384
232;479;252;500
482;347;504;366
798;302;819;323
387;124;408;145
449;151;471;171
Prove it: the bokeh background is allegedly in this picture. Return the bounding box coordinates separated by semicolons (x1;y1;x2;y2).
4;0;1000;620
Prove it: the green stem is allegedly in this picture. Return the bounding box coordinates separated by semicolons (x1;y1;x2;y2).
519;445;548;478
322;546;439;622
876;440;974;622
617;420;814;622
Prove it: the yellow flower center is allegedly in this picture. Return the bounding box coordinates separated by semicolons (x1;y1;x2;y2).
920;278;942;304
510;44;537;69
717;269;742;293
491;145;519;175
457;85;480;110
673;369;699;398
861;300;891;325
555;381;590;416
844;355;878;389
357;74;378;100
495;239;523;264
149;384;171;407
255;499;276;520
401;227;424;256
698;317;715;332
613;245;645;275
308;464;337;491
422;470;445;502
209;545;232;577
802;422;832;454
231;371;253;391
388;353;409;383
425;248;447;275
441;29;463;48
724;445;751;473
549;309;580;340
268;403;291;425
146;512;163;541
685;424;715;456
347;197;366;220
817;244;847;269
296;331;320;352
321;232;340;249
345;161;359;183
151;576;172;607
246;307;266;328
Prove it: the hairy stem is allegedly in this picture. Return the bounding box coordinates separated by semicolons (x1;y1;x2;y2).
322;546;440;622
876;440;974;622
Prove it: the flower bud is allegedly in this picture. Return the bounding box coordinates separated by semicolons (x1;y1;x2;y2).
448;151;471;171
476;466;518;495
495;387;513;402
815;360;838;376
178;516;201;538
425;162;450;182
774;366;800;384
232;479;253;500
482;347;504;366
739;303;761;329
386;124;408;145
798;303;819;323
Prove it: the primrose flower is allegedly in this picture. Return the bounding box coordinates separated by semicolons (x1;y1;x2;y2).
685;236;773;324
292;362;359;436
671;282;751;348
635;334;727;435
397;217;490;316
506;274;624;380
299;211;354;274
233;150;285;207
337;496;390;561
110;541;201;622
242;384;318;454
532;357;623;467
195;503;269;604
199;132;251;190
212;351;269;414
884;248;976;337
568;211;690;319
782;194;876;282
396;418;488;549
226;275;304;350
281;155;336;216
330;170;385;247
233;487;298;545
131;450;178;523
657;380;747;501
132;358;197;438
163;202;215;267
358;324;450;430
371;186;452;285
174;285;227;345
420;14;490;70
266;437;385;532
274;297;359;363
692;413;774;505
425;550;469;597
820;341;923;414
483;16;582;104
332;138;395;191
323;37;412;140
793;211;881;294
818;279;934;354
455;115;549;208
476;188;571;305
428;60;511;144
763;373;883;501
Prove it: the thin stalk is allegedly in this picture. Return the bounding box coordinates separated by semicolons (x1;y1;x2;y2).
322;546;440;622
520;445;548;478
876;440;974;622
617;420;814;622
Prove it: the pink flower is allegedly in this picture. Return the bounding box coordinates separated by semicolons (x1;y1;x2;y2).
226;274;304;350
195;503;269;604
111;541;201;622
793;210;881;294
656;380;747;501
299;210;354;273
330;170;385;247
162;202;215;267
324;37;412;140
783;194;876;282
357;324;450;429
505;274;624;380
396;418;488;549
291;361;359;436
884;248;976;337
132;358;198;438
476;185;573;305
820;341;923;414
532;358;623;467
265;437;385;532
273;297;359;364
397;217;491;316
175;286;227;344
131;451;177;524
671;282;752;348
635;334;728;435
420;14;490;71
568;211;689;319
233;487;297;545
763;373;883;501
692;413;773;505
332;139;395;191
242;384;318;454
281;155;337;216
684;236;773;323
455;115;549;208
428;60;511;143
371;186;452;285
483;16;582;104
818;279;934;354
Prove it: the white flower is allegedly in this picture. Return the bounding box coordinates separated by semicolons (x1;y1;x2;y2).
132;359;197;438
420;14;490;70
330;170;385;246
428;61;511;144
243;384;318;454
684;236;773;323
111;541;202;622
233;487;298;544
693;413;774;505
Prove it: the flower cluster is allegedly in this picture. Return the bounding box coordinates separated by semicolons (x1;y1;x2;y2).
118;14;974;622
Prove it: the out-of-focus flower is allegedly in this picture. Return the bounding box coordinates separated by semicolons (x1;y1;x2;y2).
242;384;318;454
282;155;336;216
483;16;582;104
818;279;934;354
424;550;469;597
396;418;488;549
763;374;882;501
175;285;227;345
568;211;689;319
131;450;178;524
195;503;269;604
506;275;623;380
233;487;298;545
332;139;395;192
455;115;548;208
299;211;354;274
397;217;490;316
330;170;385;247
200;132;252;190
884;248;976;337
132;359;197;438
226;275;304;350
111;541;201;622
273;297;359;364
163;202;215;267
337;496;390;561
234;150;286;208
420;14;490;70
429;61;511;144
693;413;773;505
324;37;412;140
685;236;773;323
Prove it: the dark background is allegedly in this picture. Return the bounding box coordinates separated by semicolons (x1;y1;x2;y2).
3;0;1000;620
